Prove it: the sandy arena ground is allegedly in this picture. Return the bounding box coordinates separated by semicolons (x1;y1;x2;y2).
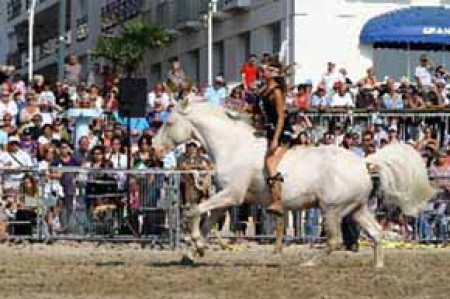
0;242;449;299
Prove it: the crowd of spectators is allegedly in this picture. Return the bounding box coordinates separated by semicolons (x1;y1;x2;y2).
0;51;449;242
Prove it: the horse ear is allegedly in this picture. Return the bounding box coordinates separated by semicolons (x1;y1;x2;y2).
177;97;192;115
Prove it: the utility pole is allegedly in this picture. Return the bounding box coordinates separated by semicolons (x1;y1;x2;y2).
28;0;38;84
58;0;67;81
207;0;217;87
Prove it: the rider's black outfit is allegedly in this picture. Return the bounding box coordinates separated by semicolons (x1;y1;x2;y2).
260;86;294;146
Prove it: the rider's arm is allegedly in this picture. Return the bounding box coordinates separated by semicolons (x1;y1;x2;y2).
272;89;286;144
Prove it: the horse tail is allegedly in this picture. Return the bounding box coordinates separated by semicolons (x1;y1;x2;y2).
365;143;436;216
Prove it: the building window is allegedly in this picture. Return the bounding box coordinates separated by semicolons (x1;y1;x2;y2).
7;0;22;21
271;22;281;55
101;0;143;32
214;41;225;77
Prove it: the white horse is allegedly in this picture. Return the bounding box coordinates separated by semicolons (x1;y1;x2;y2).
153;102;435;268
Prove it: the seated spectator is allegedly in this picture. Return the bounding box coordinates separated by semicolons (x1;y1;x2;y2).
104;88;119;113
342;132;364;157
330;82;354;108
1;136;34;168
205;76;227;106
106;136;128;169
20;92;41;125
28;114;43;140
224;86;247;112
416;127;438;152
39;99;56;125
0;86;18;125
321;131;335;145
19;127;38;161
359;67;378;89
38;144;59;170
148;83;170;128
74;136;91;165
295;84;311;111
1;113;16;136
11;73;26;103
89;85;104;110
54;82;71;110
435;65;450;83
404;90;424;109
131;136;159;169
361;131;375;156
435;79;449;106
39;84;56;108
292;131;311;147
355;86;377;109
32;74;45;94
429;148;450;190
38;124;60;158
387;126;401;144
310;85;330;108
381;80;404;110
100;124;114;153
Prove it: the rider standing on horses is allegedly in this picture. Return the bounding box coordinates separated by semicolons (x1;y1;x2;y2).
260;59;294;216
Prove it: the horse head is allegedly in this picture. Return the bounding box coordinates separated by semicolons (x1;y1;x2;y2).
152;100;197;151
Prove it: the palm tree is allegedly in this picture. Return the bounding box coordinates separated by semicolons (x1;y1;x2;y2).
92;18;171;77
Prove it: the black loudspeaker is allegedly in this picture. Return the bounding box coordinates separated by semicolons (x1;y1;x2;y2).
119;78;148;118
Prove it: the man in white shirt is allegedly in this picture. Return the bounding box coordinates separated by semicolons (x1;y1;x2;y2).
330;83;354;107
0;136;34;191
1;136;34;168
0;87;18;126
415;55;434;88
148;83;170;113
321;62;345;96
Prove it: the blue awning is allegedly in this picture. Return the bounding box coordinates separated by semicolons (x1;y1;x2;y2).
360;7;450;45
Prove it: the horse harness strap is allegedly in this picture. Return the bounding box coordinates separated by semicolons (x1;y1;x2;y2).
266;172;284;186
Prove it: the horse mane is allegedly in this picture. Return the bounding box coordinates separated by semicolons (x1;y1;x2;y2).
184;101;257;134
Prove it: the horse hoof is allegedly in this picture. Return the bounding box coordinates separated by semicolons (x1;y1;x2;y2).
180;254;195;266
196;245;206;257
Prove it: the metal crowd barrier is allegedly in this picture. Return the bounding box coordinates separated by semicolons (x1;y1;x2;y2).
0;167;449;247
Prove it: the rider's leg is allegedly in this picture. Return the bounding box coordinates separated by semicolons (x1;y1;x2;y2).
266;147;288;216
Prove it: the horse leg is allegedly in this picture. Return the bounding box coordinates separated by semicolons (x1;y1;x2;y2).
324;209;342;254
200;208;227;237
300;208;341;267
186;190;241;257
274;215;284;254
353;204;384;268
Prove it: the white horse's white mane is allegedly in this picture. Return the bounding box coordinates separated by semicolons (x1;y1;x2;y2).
178;102;257;133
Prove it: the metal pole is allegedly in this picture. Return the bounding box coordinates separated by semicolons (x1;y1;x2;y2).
28;0;38;84
207;0;217;87
285;0;291;67
58;0;67;81
406;43;411;80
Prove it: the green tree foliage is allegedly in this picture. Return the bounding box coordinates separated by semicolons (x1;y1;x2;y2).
92;18;170;76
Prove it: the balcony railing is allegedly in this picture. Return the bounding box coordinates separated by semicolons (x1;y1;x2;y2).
7;0;51;22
